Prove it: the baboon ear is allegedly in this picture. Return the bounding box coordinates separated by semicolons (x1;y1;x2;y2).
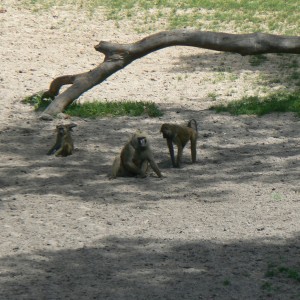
67;123;77;131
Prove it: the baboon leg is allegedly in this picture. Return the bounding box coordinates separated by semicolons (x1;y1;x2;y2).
55;147;63;157
166;138;176;167
55;145;66;157
111;156;133;178
47;143;60;155
176;144;184;168
148;160;162;178
55;144;72;157
134;161;148;178
111;156;122;178
191;138;197;163
124;161;144;176
109;155;121;179
140;160;149;174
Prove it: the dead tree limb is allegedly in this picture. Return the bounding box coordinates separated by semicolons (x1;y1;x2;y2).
41;30;300;117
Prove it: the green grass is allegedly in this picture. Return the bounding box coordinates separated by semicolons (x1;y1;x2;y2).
65;100;163;118
23;92;52;111
223;279;231;286
249;55;268;67
210;91;300;116
265;264;300;282
22;0;300;34
261;263;300;294
22;94;163;118
21;1;299;116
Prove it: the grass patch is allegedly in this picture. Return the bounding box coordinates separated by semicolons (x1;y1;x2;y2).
22;0;300;34
65;100;163;118
22;92;52;111
261;264;300;296
261;281;273;291
266;264;300;282
249;54;268;67
223;279;231;286
23;95;163;118
210;91;300;116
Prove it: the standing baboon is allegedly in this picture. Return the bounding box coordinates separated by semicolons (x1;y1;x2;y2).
160;119;198;168
111;130;162;179
47;123;77;157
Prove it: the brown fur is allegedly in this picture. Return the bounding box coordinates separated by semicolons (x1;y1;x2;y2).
160;119;198;168
47;123;77;157
111;130;162;179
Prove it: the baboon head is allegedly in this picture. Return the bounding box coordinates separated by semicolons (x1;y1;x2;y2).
56;125;65;135
56;123;77;135
130;131;148;150
160;124;175;139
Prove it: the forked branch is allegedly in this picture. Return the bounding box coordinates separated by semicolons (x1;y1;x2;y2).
40;30;300;117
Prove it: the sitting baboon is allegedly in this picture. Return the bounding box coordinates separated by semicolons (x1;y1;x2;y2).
111;130;162;179
160;119;198;168
47;123;77;157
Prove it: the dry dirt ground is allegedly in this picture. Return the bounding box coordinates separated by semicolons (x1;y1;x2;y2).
1;2;300;299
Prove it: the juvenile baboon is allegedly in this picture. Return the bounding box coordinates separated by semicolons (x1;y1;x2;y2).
160;119;198;168
47;123;77;157
111;130;162;179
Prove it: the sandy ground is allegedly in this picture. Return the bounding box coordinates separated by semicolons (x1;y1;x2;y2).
1;2;300;299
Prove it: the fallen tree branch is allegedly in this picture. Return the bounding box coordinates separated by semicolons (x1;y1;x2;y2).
40;30;300;117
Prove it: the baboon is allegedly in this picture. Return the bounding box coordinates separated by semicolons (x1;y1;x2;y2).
111;130;162;179
160;119;198;168
47;123;77;157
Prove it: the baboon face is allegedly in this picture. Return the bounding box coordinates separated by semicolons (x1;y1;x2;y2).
137;137;147;148
131;132;148;150
56;125;65;135
56;124;77;135
160;124;173;139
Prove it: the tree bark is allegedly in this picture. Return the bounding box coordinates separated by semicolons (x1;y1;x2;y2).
41;30;300;117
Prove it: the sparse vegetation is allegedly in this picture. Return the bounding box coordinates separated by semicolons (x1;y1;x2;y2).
208;92;217;101
23;93;52;111
23;94;163;118
22;1;299;115
65;100;163;118
223;279;231;286
261;281;273;291
261;264;300;294
23;0;300;34
249;54;268;67
210;91;300;116
265;264;300;282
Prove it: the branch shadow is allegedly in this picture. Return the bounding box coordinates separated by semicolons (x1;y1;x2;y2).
1;234;300;299
169;51;300;88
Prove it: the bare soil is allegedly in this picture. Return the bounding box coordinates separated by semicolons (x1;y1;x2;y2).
1;2;300;299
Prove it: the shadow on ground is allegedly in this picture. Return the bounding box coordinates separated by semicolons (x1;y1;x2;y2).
0;108;299;205
1;234;300;300
170;52;300;89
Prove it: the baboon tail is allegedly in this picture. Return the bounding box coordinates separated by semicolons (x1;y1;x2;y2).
187;119;198;132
